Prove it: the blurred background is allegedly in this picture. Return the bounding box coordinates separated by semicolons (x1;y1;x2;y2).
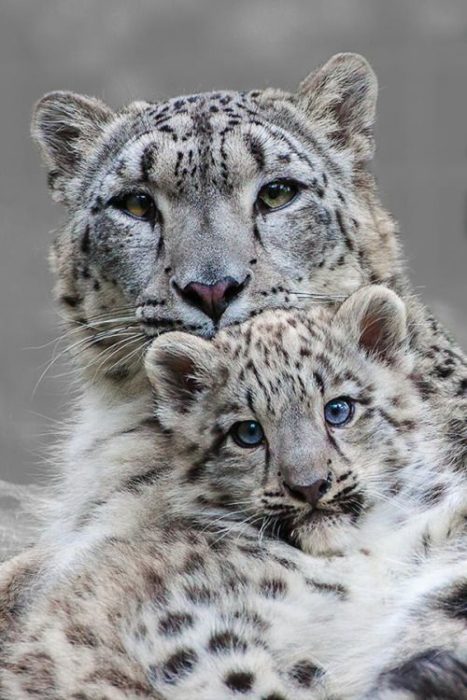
0;0;466;485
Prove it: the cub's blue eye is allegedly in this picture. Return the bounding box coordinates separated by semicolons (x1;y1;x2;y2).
324;398;354;427
230;421;265;448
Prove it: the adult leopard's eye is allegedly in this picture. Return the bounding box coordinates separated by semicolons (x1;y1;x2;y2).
113;192;156;222
256;180;299;212
230;420;265;448
324;398;354;427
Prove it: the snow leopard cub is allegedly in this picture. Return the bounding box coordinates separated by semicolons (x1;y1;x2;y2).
1;285;467;700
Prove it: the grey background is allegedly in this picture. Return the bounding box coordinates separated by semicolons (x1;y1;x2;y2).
0;0;466;485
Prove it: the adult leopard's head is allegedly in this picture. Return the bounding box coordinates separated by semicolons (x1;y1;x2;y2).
145;286;425;556
32;53;402;381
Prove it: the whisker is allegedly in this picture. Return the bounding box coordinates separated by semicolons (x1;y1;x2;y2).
287;291;347;301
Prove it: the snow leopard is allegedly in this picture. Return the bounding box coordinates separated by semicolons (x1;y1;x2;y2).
1;286;466;699
21;52;465;554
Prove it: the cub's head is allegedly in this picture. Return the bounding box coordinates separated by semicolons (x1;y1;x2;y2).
32;53;401;381
145;286;424;555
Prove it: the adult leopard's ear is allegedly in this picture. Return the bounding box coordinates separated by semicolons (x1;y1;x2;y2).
333;285;408;363
298;53;377;161
31;91;114;202
145;332;218;420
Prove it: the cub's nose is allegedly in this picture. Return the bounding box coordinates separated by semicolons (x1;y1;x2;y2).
179;276;248;322
283;478;331;507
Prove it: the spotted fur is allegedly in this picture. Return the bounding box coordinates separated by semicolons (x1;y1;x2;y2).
1;287;466;699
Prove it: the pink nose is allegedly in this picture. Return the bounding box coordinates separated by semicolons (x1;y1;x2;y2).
180;277;246;321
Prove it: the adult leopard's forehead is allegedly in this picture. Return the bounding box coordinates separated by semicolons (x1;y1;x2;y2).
80;89;347;201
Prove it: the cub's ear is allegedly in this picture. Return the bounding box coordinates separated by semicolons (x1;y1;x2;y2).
333;285;408;363
145;332;218;419
31;91;114;202
298;53;377;161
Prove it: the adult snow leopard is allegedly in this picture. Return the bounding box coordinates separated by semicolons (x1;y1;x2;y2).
22;51;466;548
1;287;467;699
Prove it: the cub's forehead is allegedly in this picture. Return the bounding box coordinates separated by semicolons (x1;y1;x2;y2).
214;308;333;362
210;309;376;410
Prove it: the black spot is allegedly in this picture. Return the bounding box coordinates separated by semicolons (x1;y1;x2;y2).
313;371;325;394
141;144;157;180
224;670;255;693
65;624;98;647
143;570;168;606
262;695;287;700
306;579;348;599
335;208;354;251
60;294;82;308
183;551;205;574
434;364;455;379
80;226;91;253
378;648;467;699
271;556;298;571
158;612;194;636
184;458;203;482
237;541;265;559
253;222;262;244
312;179;325;198
340;491;366;520
289;660;323;687
437;580;467;620
161;648;198;683
90;196;103;216
184;584;215;604
259;577;288;599
232;609;269;632
208;631;248;654
186;433;225;482
123;468;160;491
413;375;436;397
245;134;265;170
421;483;446;505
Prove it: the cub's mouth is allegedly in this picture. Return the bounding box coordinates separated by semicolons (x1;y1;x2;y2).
260;506;344;551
